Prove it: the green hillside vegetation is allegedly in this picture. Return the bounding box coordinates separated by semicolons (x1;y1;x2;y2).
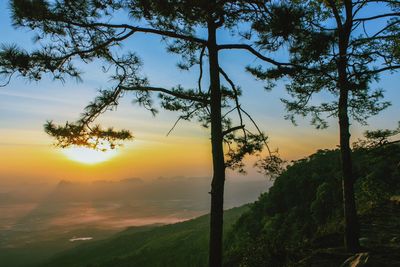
0;226;118;267
39;206;248;267
224;143;400;266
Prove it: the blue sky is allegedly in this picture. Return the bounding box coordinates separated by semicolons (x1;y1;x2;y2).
0;1;399;184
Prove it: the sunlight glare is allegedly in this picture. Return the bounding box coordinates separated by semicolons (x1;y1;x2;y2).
62;146;118;164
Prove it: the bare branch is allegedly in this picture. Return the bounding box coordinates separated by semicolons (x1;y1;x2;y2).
55;20;208;45
240;107;273;156
222;125;245;136
349;65;400;78
217;44;292;67
326;0;343;29
354;12;400;22
198;46;206;93
120;85;209;104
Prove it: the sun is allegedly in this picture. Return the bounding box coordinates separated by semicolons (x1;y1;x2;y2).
62;146;118;164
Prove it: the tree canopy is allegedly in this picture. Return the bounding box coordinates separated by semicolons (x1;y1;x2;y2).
245;0;400;251
0;1;286;266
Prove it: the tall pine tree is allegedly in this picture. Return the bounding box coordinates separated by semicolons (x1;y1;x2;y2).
0;1;285;265
249;0;400;252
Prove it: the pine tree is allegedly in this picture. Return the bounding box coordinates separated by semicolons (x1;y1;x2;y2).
248;0;400;252
0;1;285;265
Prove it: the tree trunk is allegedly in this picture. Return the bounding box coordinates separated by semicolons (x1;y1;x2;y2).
336;1;360;251
337;16;360;250
338;87;360;252
207;11;225;267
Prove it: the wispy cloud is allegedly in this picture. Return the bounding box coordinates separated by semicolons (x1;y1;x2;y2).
0;89;83;105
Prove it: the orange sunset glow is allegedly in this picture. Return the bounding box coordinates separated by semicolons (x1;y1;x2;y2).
1;1;400;267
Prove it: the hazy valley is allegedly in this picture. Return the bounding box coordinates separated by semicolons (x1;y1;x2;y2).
0;177;270;267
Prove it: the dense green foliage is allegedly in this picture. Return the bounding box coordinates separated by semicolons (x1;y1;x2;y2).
39;206;248;267
249;1;399;251
224;144;400;266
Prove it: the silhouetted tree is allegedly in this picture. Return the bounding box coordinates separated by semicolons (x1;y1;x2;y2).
353;122;400;149
0;1;285;266
248;0;400;252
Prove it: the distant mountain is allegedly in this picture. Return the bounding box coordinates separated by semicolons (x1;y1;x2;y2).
47;176;269;207
3;177;268;231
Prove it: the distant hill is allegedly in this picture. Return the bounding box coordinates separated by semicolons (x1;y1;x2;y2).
38;205;248;267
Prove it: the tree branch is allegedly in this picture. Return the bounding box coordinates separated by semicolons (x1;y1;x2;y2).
120;85;209;104
222;125;245;136
327;0;343;29
354;12;400;22
198;46;206;93
217;44;292;67
57;20;208;45
349;65;400;78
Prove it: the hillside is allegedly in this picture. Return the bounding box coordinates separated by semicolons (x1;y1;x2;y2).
224;143;400;266
38;206;248;267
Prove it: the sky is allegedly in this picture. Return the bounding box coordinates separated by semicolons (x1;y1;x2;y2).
0;2;399;186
